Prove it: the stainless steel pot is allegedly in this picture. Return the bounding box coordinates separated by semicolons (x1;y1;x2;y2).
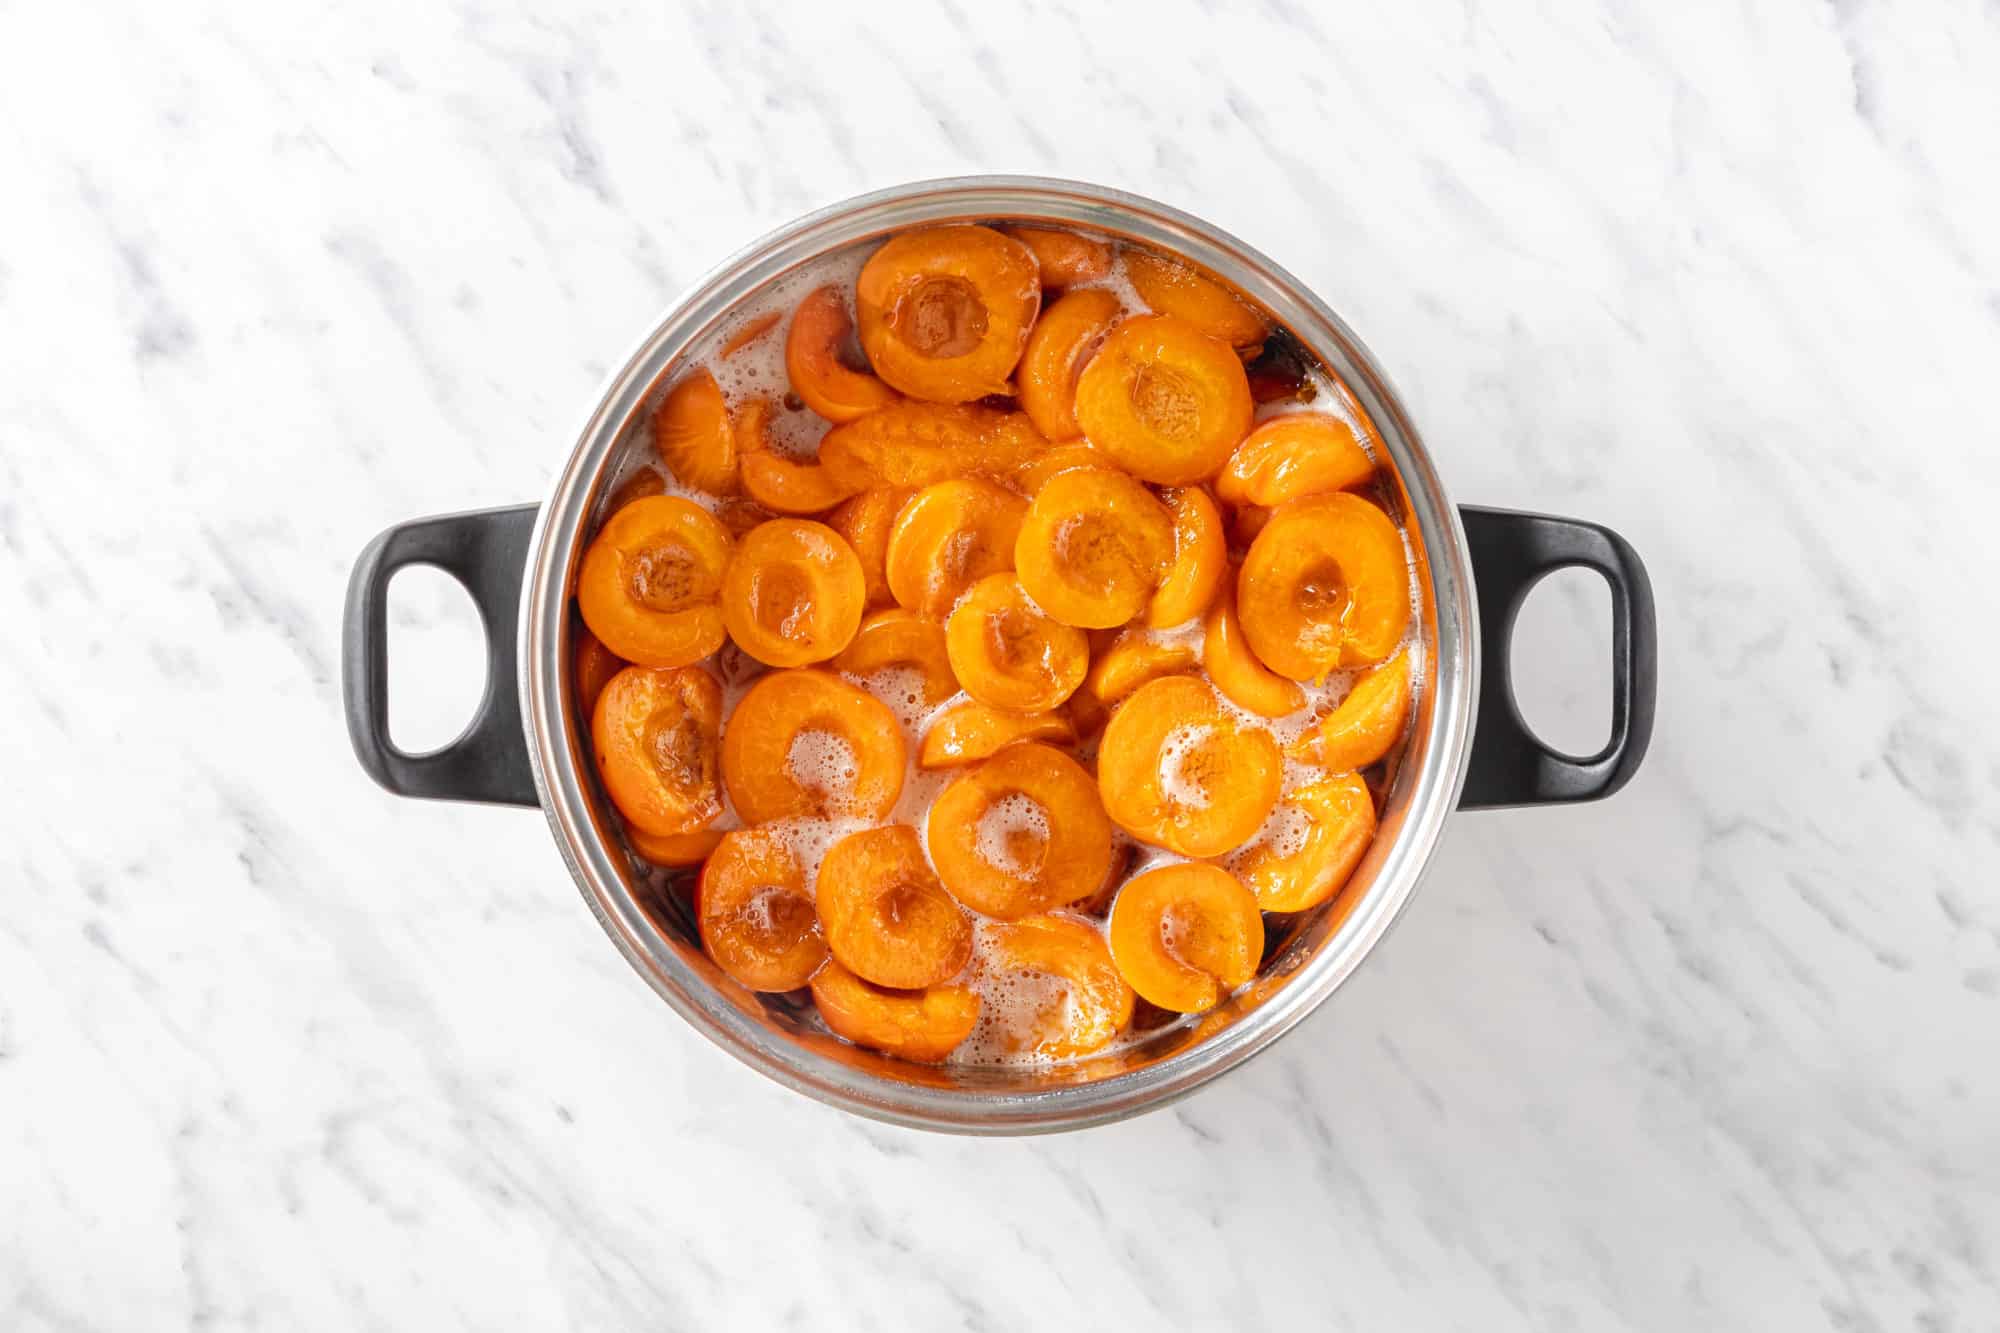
342;176;1656;1134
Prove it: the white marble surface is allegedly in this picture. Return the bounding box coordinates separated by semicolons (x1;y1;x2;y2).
4;1;1998;1328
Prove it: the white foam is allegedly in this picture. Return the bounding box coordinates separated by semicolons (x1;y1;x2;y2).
837;663;936;733
974;792;1050;876
787;729;858;805
1156;722;1216;811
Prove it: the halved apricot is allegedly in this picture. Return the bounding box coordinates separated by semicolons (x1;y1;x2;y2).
917;700;1076;769
592;664;724;838
1008;440;1103;495
626;825;725;867
720;669;906;823
827;486;911;609
1015;288;1122;443
577;495;733;667
697;828;826;991
784;285;900;423
1084;630;1199;707
928;743;1114;919
856;224;1040;402
1202;582;1306;717
819;401;1049;491
1096;674;1282;858
810;961;980;1063
1145;486;1227;628
651;369;738;495
1123;248;1268;347
735;398;861;515
713;496;779;538
574;626;624;718
944;574;1088;712
1074;314;1254;485
831;608;957;708
1289;650;1414;771
1238;492;1411;677
719;518;865;668
884;478;1027;619
1013;467;1174;629
1215;411;1376;508
606;465;666;512
1003;225;1113;288
816;826;972;989
1230;773;1376;913
1107;863;1264;1013
976;913;1134;1059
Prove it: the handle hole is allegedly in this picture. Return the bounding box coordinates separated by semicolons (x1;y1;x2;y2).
387;565;490;755
1509;566;1612;760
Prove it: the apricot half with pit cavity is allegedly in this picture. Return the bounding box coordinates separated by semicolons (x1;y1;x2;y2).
810;961;980;1063
720;669;906;823
856;225;1040;403
831;608;958;709
1096;674;1282;858
574;626;624;718
927;743;1114;919
1016;288;1122;443
917;700;1076;770
651;369;738;495
1230;773;1376;913
1145;486;1227;628
944;574;1089;712
1288;650;1413;771
735;398;861;515
827;487;911;609
1074;314;1253;485
1238;492;1410;678
1107;863;1264;1013
1215;411;1377;508
884;477;1027;619
577;495;733;667
592;664;724;838
719;518;865;668
698;828;826;991
785;285;900;423
816;825;972;990
976;913;1134;1059
1202;581;1306;718
1123;248;1269;348
1003;225;1113;289
1014;467;1175;629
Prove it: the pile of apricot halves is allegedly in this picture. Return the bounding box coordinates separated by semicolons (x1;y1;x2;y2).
573;221;1415;1066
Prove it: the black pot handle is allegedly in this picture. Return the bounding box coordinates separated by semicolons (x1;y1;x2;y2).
342;504;542;807
1457;505;1656;809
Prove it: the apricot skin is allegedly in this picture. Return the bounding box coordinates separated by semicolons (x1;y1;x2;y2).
736;399;861;515
785;286;901;423
626;825;725;867
1014;467;1175;629
1073;314;1254;486
979;913;1135;1059
1288;650;1413;771
1238;492;1411;678
1145;486;1227;628
574;627;624;718
816;825;973;990
592;665;725;838
827;487;912;609
720;669;907;824
698;829;827;992
810;961;981;1063
885;478;1027;619
1084;631;1198;707
1231;774;1376;914
1004;225;1114;288
1016;288;1122;443
719;519;866;668
1107;863;1264;1013
1095;674;1282;859
831;608;958;707
1215;411;1376;508
944;574;1089;712
819;401;1050;491
1124;249;1268;347
917;701;1076;769
856;225;1041;403
577;495;733;668
651;369;738;495
1202;582;1306;718
927;743;1114;920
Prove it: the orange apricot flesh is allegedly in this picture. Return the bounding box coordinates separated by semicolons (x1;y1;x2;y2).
626;825;725;867
574;626;624;718
927;743;1114;919
1215;411;1376;508
1015;288;1122;443
1229;773;1376;913
713;496;779;539
577;495;733;667
1003;225;1113;288
1014;467;1175;629
651;369;738;495
1123;248;1268;347
1237;492;1411;678
720;309;783;359
1009;440;1104;495
827;487;912;608
1107;863;1264;1013
606;465;667;512
719;518;866;668
785;285;901;423
1145;486;1227;628
976;913;1134;1059
698;829;826;991
720;669;906;823
1084;631;1199;707
1074;314;1254;486
810;961;980;1063
831;608;958;708
856;224;1040;403
815;825;972;989
884;477;1028;619
819;401;1050;491
1096;674;1282;858
735;398;861;515
917;700;1076;769
591;664;725;837
944;573;1089;712
1288;650;1413;771
1202;582;1306;717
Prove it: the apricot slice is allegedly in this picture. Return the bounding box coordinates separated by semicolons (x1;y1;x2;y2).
1008;441;1103;495
574;626;624;718
816;826;973;989
831;608;957;708
1016;288;1121;443
856;224;1040;402
577;495;733;667
591;665;724;838
827;486;911;608
697;829;826;991
884;478;1027;619
720;669;906;823
1096;674;1282;858
1014;467;1174;629
1238;492;1411;677
736;398;860;515
1074;314;1254;485
606;465;666;513
1124;248;1268;347
784;285;900;423
1289;650;1414;771
1003;225;1113;288
917;700;1076;769
626;825;725;867
1145;486;1227;627
1215;411;1377;508
976;913;1134;1060
1202;582;1306;717
944;574;1088;712
719;518;865;668
1230;773;1376;913
1107;863;1264;1013
810;961;981;1063
928;743;1114;919
720;309;782;359
819;401;1049;491
651;369;738;495
1084;630;1199;707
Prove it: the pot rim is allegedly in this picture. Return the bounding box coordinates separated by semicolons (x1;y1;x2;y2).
519;175;1478;1134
